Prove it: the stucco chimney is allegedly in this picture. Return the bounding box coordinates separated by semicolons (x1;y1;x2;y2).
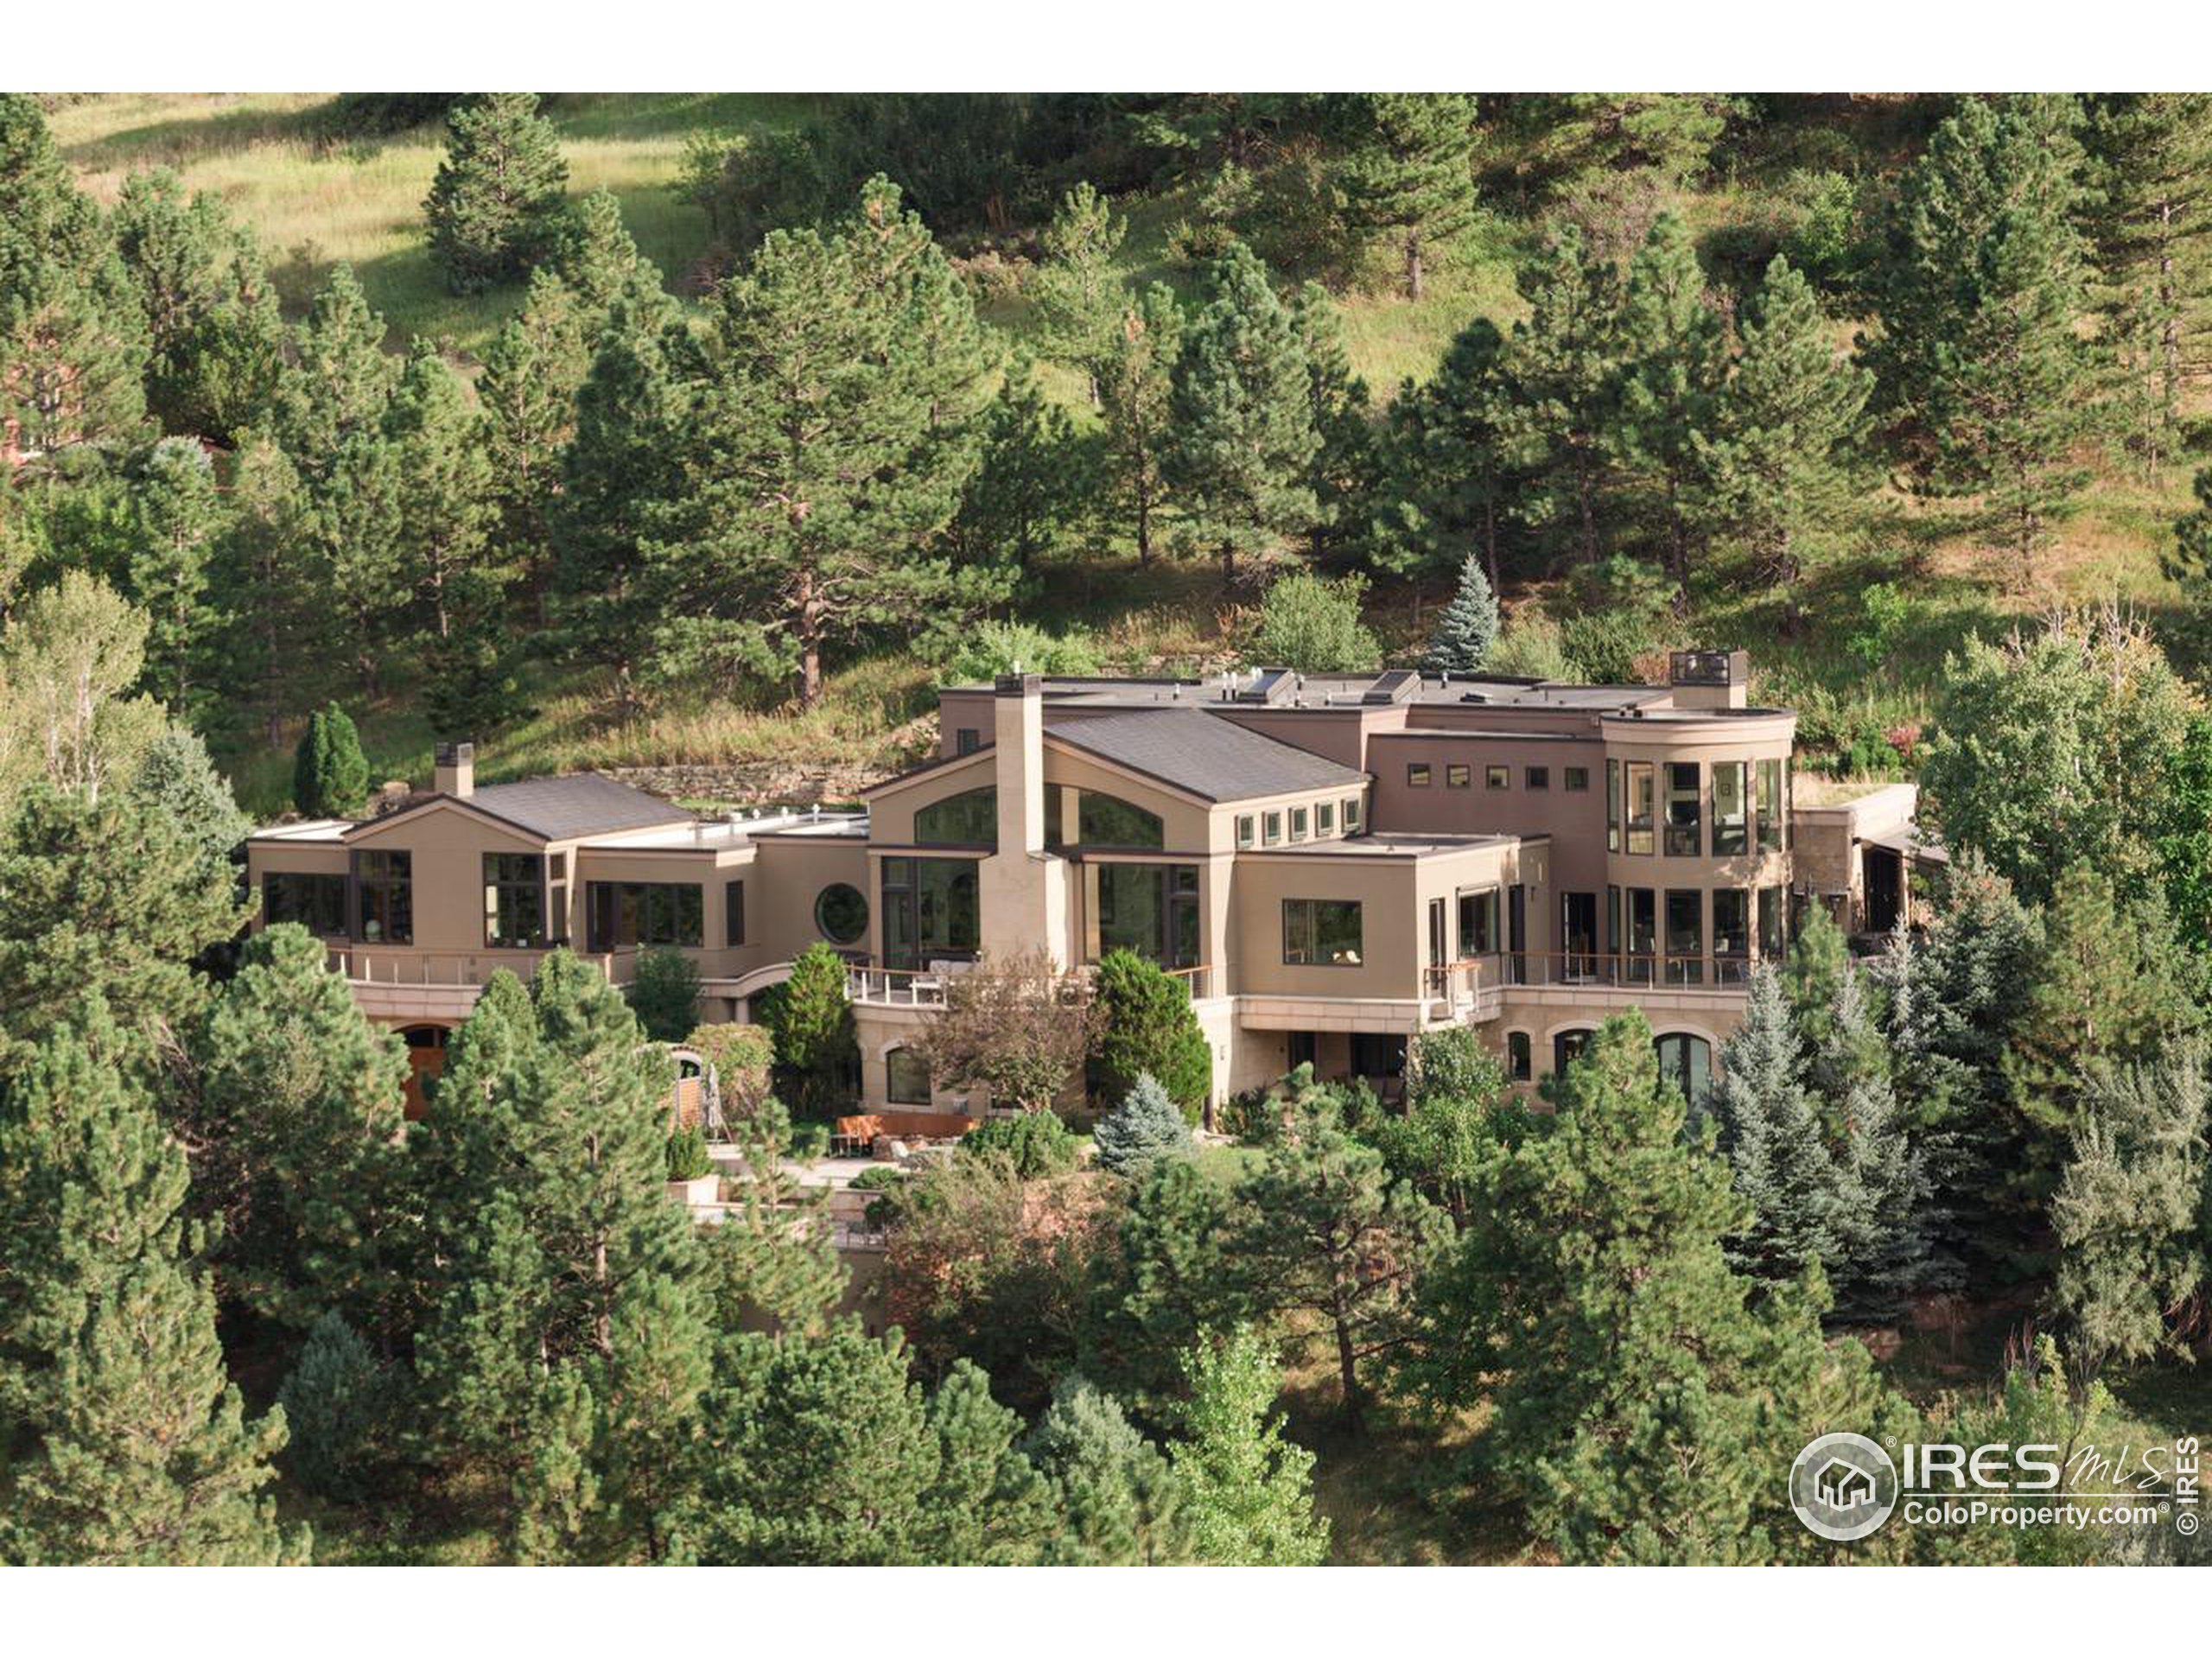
435;740;475;799
979;674;1071;967
992;674;1044;854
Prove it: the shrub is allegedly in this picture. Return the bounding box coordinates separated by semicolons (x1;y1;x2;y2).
944;620;1102;683
1093;1072;1194;1177
760;944;857;1113
1249;572;1380;673
1219;1086;1283;1145
1485;611;1577;682
292;704;368;819
787;1120;832;1161
276;1310;403;1502
685;1022;775;1117
665;1123;713;1182
1092;949;1213;1123
627;947;702;1043
959;1110;1080;1179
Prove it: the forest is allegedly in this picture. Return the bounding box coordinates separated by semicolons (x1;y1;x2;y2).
2;91;2211;1566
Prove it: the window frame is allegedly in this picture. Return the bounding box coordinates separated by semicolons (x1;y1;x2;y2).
482;852;548;950
1564;765;1590;793
1756;758;1786;852
1408;762;1433;789
1624;761;1655;856
264;870;348;938
1664;761;1701;858
1484;764;1509;790
1713;760;1749;856
353;849;413;945
1236;814;1255;849
1281;897;1364;967
1457;886;1499;957
1506;1030;1532;1083
725;879;747;946
1447;763;1471;789
885;1046;933;1106
914;786;998;849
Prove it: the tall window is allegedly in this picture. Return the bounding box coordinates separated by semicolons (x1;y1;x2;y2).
725;880;747;946
1078;791;1164;849
1554;1029;1593;1075
914;787;996;848
1457;887;1498;957
355;850;412;944
1713;888;1749;982
1625;887;1656;982
881;856;980;969
588;882;704;950
1665;889;1703;984
886;1047;932;1106
1282;898;1363;966
1624;762;1655;855
483;853;546;949
1096;863;1199;968
1713;761;1748;855
1506;1031;1532;1082
1756;758;1785;851
1664;762;1701;857
1758;883;1786;958
1654;1033;1714;1113
264;872;347;938
1606;760;1621;852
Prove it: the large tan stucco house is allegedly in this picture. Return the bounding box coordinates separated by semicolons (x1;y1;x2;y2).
244;651;1941;1116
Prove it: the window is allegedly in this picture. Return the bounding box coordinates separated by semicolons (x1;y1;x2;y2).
1626;887;1656;982
1096;863;1200;968
264;872;347;937
1457;887;1498;957
1408;763;1432;788
1756;759;1785;852
1316;800;1335;836
1236;814;1255;849
1713;888;1749;978
812;882;868;945
355;850;412;944
1484;765;1509;790
1665;888;1703;984
1554;1029;1594;1076
954;727;981;755
1564;766;1590;792
483;853;546;949
1526;766;1549;791
1625;762;1655;855
1343;796;1363;833
1606;759;1621;852
1713;761;1748;856
881;857;979;969
1282;898;1363;966
1447;763;1471;789
915;786;996;847
588;881;705;951
1078;791;1165;849
1264;810;1284;847
1664;762;1701;857
1289;805;1309;842
1350;1032;1405;1079
1654;1033;1714;1114
1506;1031;1532;1082
1758;884;1786;958
725;880;747;946
886;1048;932;1106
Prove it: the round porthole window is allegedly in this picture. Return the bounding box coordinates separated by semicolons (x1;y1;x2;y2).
814;882;868;944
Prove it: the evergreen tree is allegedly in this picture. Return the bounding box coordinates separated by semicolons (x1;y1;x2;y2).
1504;224;1624;570
421;567;527;740
0;95;111;279
1335;93;1478;300
478;269;588;619
2154;710;2212;950
1096;283;1182;565
1168;1327;1329;1565
125;722;248;898
276;1308;404;1502
546;188;658;321
216;432;315;743
1164;243;1319;583
917;1358;1060;1565
950;353;1090;570
385;339;498;641
273;265;395;492
1092;1071;1194;1177
1025;1372;1195;1564
1373;316;1521;588
1287;280;1378;560
758;943;858;1115
696;1098;843;1338
0;247;150;458
2051;1046;2209;1375
649;180;1000;708
1080;1154;1241;1418
0;1018;299;1565
292;703;369;819
1611;213;1722;610
1031;181;1127;403
1696;255;1872;630
1090;946;1213;1121
1815;965;1933;1322
126;436;228;715
1421;550;1498;672
1872;94;2097;569
1713;966;1846;1283
423;92;571;294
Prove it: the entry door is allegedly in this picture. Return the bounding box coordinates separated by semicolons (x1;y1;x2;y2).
1561;892;1597;981
1864;848;1903;936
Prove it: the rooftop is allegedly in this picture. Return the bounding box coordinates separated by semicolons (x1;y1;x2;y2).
1050;708;1370;804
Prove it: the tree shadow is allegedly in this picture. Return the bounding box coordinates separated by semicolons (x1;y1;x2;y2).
60;96;335;173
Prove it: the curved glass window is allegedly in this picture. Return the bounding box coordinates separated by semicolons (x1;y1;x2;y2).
914;787;997;849
814;882;869;944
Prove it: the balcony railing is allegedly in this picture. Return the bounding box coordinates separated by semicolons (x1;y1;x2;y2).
1424;951;1754;1002
847;961;1214;1007
327;946;626;988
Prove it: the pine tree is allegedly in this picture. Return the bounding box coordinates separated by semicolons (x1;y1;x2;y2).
1093;1071;1194;1177
1164;243;1319;583
1504;224;1624;570
1025;1372;1195;1564
916;1358;1059;1565
1080;1154;1240;1417
124;436;228;715
478;269;588;620
649;180;1000;708
950;352;1090;570
0;95;111;279
545;188;658;321
1090;946;1212;1121
421;567;526;740
1287;280;1377;560
2154;710;2212;950
274;265;395;492
1167;1327;1329;1564
2051;1046;2209;1376
1096;283;1182;566
0;249;150;458
423;92;571;294
0;1018;300;1565
1611;213;1721;611
759;942;856;1115
1713;966;1846;1284
1696;255;1872;630
1031;181;1127;403
292;703;368;818
276;1309;403;1501
1421;551;1498;672
1872;95;2097;571
1335;93;1478;300
125;722;249;897
216;432;314;742
385;340;498;640
1373;316;1521;588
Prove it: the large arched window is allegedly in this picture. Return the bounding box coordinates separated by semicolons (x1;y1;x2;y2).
914;787;997;849
1654;1033;1714;1112
1077;791;1164;849
886;1047;932;1106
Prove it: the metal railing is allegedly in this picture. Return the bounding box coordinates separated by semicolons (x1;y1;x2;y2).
328;946;626;988
1423;951;1754;1001
847;961;1214;1007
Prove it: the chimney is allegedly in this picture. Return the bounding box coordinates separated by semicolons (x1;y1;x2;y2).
435;741;475;798
992;674;1044;855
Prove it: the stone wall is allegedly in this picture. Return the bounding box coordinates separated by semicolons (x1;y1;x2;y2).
609;759;891;806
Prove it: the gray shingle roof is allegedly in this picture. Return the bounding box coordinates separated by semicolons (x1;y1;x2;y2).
455;773;688;840
1050;709;1367;804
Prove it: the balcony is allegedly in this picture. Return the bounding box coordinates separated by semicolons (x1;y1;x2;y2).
846;962;1215;1007
1424;951;1753;1017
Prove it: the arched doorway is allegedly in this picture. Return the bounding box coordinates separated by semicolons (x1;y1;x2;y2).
397;1024;450;1121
